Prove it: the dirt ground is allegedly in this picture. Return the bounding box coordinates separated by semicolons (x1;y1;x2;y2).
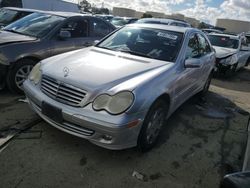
0;66;249;188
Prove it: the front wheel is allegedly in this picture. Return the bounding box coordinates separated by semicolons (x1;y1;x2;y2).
137;99;168;152
6;59;36;94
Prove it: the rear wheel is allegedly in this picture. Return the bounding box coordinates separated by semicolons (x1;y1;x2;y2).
7;59;36;94
137;99;168;152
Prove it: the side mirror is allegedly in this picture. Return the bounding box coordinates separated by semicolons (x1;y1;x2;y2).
58;30;71;40
221;171;250;188
94;40;100;45
184;58;201;68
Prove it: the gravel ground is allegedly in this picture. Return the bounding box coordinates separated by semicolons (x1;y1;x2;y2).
0;66;249;188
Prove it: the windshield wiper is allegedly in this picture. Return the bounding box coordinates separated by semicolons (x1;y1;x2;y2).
117;49;152;59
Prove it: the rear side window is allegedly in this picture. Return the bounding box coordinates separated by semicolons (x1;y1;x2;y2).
61;19;88;38
91;18;112;37
186;34;200;59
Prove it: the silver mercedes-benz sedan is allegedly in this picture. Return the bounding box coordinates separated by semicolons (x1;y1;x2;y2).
23;24;215;151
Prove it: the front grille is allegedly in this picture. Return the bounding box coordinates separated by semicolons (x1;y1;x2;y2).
41;75;86;107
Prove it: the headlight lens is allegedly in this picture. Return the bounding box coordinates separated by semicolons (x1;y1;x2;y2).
220;54;238;65
93;91;134;115
29;63;41;84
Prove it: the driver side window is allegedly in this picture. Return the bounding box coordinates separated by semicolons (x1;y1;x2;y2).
61;19;88;38
186;34;200;59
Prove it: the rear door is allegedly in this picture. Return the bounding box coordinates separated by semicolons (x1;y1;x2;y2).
197;33;215;85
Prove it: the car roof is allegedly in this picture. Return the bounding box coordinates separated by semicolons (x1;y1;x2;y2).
138;18;189;24
112;17;137;20
3;7;85;18
127;23;196;33
208;33;240;40
44;11;87;18
3;7;44;13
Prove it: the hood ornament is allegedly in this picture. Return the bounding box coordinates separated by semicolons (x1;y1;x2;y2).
63;67;69;77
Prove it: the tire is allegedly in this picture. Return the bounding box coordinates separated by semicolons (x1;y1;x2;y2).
199;72;212;97
224;63;238;78
137;99;168;152
245;57;250;67
6;59;37;94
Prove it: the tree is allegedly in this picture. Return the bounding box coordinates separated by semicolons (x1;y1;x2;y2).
78;0;91;12
198;22;208;29
142;13;153;18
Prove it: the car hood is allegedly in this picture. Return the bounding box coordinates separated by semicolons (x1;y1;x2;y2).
42;47;172;93
213;46;237;59
0;30;37;45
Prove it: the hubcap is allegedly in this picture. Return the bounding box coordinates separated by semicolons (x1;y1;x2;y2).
146;109;165;145
15;65;33;90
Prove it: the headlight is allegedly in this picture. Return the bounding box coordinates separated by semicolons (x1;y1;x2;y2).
220;54;238;65
29;63;41;84
92;91;134;115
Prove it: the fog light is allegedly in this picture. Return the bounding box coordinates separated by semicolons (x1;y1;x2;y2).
102;134;113;141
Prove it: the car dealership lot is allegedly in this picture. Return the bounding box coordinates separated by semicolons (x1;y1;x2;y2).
0;67;250;188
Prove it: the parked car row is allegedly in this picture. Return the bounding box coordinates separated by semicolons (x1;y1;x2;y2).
0;7;249;151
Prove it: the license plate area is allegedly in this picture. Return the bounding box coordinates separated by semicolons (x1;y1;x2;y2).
42;102;63;123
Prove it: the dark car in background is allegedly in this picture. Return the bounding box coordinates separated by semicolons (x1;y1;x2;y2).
95;14;113;22
0;11;116;93
0;7;40;28
110;17;138;28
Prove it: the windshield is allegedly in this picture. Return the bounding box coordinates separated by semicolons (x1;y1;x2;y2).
0;9;18;25
111;18;129;27
208;35;239;49
4;12;65;38
97;27;183;62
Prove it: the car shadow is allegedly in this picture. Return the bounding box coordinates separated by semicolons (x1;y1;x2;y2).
212;67;250;93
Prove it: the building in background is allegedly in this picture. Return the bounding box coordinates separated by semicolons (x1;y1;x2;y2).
135;11;144;18
113;7;136;17
0;0;79;12
216;19;250;33
165;13;185;21
145;11;165;18
185;17;200;27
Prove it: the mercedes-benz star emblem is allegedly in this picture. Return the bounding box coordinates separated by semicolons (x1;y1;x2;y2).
63;67;69;77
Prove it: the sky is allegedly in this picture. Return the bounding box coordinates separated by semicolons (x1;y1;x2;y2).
73;0;250;24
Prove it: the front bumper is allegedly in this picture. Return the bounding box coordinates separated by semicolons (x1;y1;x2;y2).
23;80;145;150
215;60;235;73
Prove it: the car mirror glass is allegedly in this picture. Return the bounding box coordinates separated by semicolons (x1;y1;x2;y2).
184;58;201;68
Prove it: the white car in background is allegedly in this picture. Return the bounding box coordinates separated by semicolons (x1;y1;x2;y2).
208;33;250;75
